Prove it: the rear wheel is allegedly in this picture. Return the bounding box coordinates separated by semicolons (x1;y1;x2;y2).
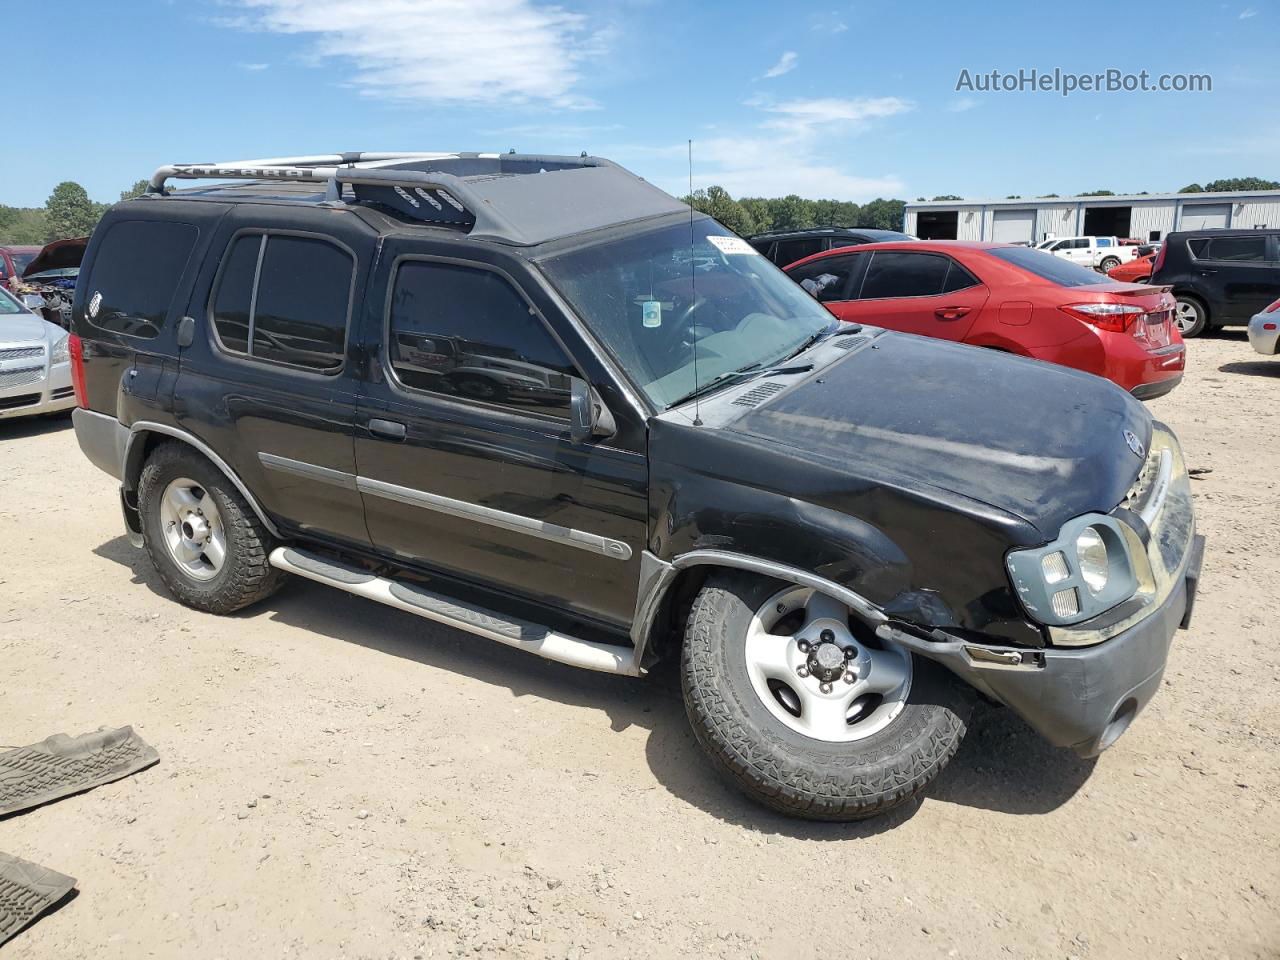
1174;296;1208;338
1099;256;1121;271
681;572;972;821
138;442;285;614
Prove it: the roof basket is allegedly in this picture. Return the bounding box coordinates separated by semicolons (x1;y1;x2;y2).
145;152;680;245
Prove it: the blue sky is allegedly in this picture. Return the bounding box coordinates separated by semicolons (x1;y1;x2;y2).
4;0;1276;208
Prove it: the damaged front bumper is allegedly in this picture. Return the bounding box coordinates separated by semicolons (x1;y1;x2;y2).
882;424;1203;757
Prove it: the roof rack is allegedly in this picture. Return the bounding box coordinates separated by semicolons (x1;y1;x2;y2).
144;151;687;246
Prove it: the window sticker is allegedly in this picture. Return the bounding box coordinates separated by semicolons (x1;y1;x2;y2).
642;300;662;328
706;236;758;256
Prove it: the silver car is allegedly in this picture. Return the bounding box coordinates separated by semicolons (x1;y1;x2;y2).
0;285;75;420
1248;304;1279;357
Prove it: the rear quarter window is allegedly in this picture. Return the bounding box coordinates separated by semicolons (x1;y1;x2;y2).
85;220;199;339
986;246;1110;287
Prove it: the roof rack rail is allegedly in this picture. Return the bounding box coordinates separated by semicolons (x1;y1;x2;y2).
143;151;689;246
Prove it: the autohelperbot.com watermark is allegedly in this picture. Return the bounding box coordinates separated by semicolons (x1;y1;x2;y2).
956;67;1212;97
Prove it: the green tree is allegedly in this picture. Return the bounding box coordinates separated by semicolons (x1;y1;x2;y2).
1037;193;1060;198
0;206;49;245
682;186;759;236
120;179;151;201
1200;177;1280;192
1005;195;1022;199
738;197;772;234
931;194;963;201
1079;190;1115;197
856;198;906;231
764;195;816;231
44;181;100;241
1177;183;1204;193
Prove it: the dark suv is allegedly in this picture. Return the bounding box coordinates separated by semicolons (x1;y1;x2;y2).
1151;228;1280;337
70;152;1203;821
749;227;914;267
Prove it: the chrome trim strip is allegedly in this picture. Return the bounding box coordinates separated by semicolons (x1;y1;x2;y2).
669;549;887;625
125;421;282;538
356;475;634;561
258;452;357;490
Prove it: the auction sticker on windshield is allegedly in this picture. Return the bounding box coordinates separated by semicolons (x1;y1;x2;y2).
707;236;758;256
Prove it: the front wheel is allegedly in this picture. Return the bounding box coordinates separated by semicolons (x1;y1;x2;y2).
681;572;972;821
1099;256;1121;271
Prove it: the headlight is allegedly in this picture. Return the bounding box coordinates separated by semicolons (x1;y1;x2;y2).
1006;515;1138;626
1075;526;1109;594
50;334;70;365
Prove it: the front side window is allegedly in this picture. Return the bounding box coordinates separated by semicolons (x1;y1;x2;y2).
539;218;836;410
388;261;576;419
87;220;199;339
211;233;352;372
1205;236;1266;262
789;254;861;302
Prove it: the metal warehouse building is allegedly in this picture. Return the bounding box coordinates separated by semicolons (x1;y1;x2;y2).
903;189;1280;244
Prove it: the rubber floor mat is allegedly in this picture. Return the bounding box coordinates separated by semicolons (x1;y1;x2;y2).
0;852;76;946
0;726;159;817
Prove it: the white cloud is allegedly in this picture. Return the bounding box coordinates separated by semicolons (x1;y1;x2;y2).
226;0;608;108
947;96;979;112
809;12;848;33
237;62;271;71
1239;6;1257;16
762;51;799;79
755;95;914;135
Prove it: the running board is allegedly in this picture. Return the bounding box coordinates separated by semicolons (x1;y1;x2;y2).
268;547;642;676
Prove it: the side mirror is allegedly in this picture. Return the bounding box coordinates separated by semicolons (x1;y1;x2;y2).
569;377;616;444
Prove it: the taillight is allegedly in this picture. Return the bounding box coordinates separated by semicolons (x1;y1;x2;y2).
68;333;88;408
1265;297;1280;314
1060;302;1146;333
1151;243;1167;275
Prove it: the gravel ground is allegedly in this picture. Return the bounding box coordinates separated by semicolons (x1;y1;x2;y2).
2;331;1277;960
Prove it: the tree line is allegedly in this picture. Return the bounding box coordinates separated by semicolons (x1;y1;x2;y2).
0;180;149;245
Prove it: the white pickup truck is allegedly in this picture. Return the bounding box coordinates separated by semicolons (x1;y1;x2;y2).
1035;236;1140;272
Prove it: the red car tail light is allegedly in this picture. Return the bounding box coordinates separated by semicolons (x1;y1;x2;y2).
1060;302;1146;333
68;333;88;408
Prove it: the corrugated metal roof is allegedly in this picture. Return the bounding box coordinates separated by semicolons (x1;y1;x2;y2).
906;189;1280;210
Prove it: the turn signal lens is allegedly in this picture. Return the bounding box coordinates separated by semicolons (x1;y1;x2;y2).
1041;551;1070;584
1051;588;1080;619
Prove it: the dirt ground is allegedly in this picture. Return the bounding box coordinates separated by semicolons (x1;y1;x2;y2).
2;331;1278;960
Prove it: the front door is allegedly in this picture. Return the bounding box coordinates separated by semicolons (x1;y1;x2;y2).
354;247;648;629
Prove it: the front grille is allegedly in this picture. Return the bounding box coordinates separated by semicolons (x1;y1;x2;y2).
733;382;787;407
0;393;40;411
50;386;75;400
0;366;45;390
0;346;44;363
1122;446;1161;513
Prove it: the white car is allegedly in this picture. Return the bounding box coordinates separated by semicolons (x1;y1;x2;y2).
0;285;75;420
1035;236;1140;272
1248;299;1280;357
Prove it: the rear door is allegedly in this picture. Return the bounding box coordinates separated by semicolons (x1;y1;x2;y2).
1194;234;1280;321
352;241;648;629
772;237;825;268
834;250;989;340
173;206;375;549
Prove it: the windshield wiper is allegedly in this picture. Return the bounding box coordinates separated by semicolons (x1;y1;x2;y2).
667;360;815;410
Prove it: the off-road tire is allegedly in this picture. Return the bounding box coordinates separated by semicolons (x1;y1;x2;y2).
1174;294;1209;338
138;441;285;614
681;571;972;821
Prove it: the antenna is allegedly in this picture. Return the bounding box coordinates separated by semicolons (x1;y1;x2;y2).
688;138;702;427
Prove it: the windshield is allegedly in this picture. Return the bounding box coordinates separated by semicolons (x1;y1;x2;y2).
0;287;29;315
988;245;1116;287
539;218;836;409
10;253;36;274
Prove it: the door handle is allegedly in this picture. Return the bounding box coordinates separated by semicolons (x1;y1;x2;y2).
935;306;972;320
368;418;407;442
1196;268;1217;275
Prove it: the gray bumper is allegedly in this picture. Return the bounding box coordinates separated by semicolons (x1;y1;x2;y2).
1248;311;1279;356
72;407;127;480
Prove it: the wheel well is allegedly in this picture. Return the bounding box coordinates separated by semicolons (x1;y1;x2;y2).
643;565;711;666
123;431;170;492
1172;290;1210;321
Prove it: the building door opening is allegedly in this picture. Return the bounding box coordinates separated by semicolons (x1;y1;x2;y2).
917;211;958;239
1083;206;1132;238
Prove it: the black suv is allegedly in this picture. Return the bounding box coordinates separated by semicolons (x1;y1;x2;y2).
71;152;1203;821
1151;228;1280;337
749;227;914;267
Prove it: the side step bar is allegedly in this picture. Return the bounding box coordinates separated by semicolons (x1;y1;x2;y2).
268;547;642;676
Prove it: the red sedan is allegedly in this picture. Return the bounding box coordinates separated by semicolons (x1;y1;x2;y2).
1107;252;1156;284
785;240;1185;399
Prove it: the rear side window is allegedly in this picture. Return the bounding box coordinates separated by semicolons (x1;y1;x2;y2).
831;237;868;250
387;260;576;419
860;252;954;298
789;254;861;302
87;220;199;339
774;238;824;266
1198;236;1267;263
211;233;353;372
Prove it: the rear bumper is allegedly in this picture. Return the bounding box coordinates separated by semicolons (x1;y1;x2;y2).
1248;312;1279;356
1131;373;1183;400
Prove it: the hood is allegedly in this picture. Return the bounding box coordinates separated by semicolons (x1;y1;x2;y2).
725;331;1152;537
21;236;88;278
0;312;58;345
